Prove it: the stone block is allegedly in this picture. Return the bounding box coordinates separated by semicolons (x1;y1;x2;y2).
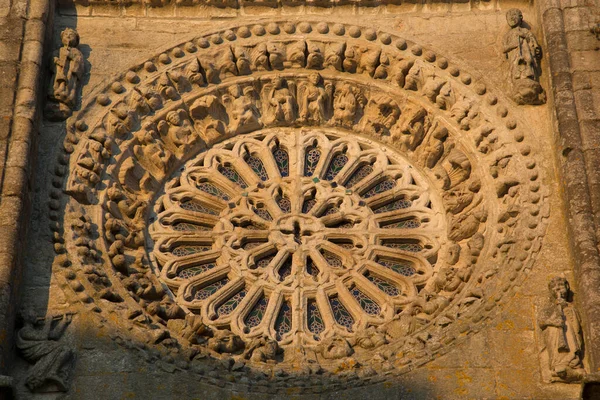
0;226;18;256
574;89;599;120
563;6;592;32
91;3;123;16
0;197;23;227
566;30;600;52
1;166;27;197
573;70;592;91
0;39;21;63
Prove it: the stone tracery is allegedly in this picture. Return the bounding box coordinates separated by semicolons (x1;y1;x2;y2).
150;130;443;344
46;20;550;388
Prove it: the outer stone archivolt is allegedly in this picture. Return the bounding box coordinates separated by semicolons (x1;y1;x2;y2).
49;20;549;387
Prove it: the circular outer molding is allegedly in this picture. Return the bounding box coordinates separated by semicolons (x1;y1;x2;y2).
48;20;549;390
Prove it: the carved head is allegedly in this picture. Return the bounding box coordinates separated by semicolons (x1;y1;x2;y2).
273;76;285;89
506;9;523;28
61;28;80;47
166;110;182;126
549;277;570;301
308;72;321;85
263;338;279;358
21;308;42;326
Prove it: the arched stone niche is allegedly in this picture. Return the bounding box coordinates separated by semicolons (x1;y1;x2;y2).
48;20;549;391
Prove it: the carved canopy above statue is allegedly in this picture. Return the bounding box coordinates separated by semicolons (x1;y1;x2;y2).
48;20;549;390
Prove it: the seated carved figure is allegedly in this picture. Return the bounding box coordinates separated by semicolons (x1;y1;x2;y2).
17;311;75;392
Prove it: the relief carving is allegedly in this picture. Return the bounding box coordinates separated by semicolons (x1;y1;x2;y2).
49;22;549;387
503;9;546;105
17;311;76;393
538;277;585;382
45;28;84;121
262;76;297;125
297;73;333;124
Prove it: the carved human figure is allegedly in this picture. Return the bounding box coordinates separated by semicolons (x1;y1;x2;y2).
46;28;84;121
262;76;296;125
16;311;75;392
306;41;325;69
243;337;280;362
233;46;252;75
391;105;430;152
106;183;147;226
207;329;245;354
360;93;400;136
297;73;332;124
159;109;201;152
332;83;362;127
133;124;173;179
503;9;545;105
223;84;262;134
321;337;353;359
538;277;585;382
181;314;210;345
353;326;387;349
189;95;227;144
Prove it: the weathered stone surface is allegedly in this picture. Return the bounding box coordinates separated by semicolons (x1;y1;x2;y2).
1;0;599;398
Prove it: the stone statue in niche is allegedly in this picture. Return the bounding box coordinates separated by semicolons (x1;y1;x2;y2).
45;28;84;121
16;310;76;392
538;277;585;382
503;9;546;105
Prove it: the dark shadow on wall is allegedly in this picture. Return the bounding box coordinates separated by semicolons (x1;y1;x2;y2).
8;3;88;399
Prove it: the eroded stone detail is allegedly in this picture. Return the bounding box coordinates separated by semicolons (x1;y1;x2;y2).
45;21;550;391
45;28;84;121
538;277;585;383
16;311;76;393
503;9;546;105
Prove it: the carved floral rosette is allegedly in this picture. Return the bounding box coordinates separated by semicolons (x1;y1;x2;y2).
48;20;549;390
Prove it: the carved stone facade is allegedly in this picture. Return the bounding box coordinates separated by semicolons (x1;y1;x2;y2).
0;0;599;399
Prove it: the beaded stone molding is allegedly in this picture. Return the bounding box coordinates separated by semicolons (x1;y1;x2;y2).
48;20;549;388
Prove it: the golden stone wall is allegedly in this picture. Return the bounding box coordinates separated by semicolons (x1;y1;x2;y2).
1;0;599;398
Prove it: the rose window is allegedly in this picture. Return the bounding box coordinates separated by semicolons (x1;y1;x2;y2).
149;129;443;346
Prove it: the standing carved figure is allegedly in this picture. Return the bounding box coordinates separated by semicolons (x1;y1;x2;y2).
16;311;75;392
503;9;546;105
46;28;84;121
538;277;585;382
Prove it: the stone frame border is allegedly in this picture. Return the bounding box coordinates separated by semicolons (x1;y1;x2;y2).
0;0;51;385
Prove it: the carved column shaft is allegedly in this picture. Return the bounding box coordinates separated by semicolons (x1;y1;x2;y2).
538;0;600;372
0;0;50;380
